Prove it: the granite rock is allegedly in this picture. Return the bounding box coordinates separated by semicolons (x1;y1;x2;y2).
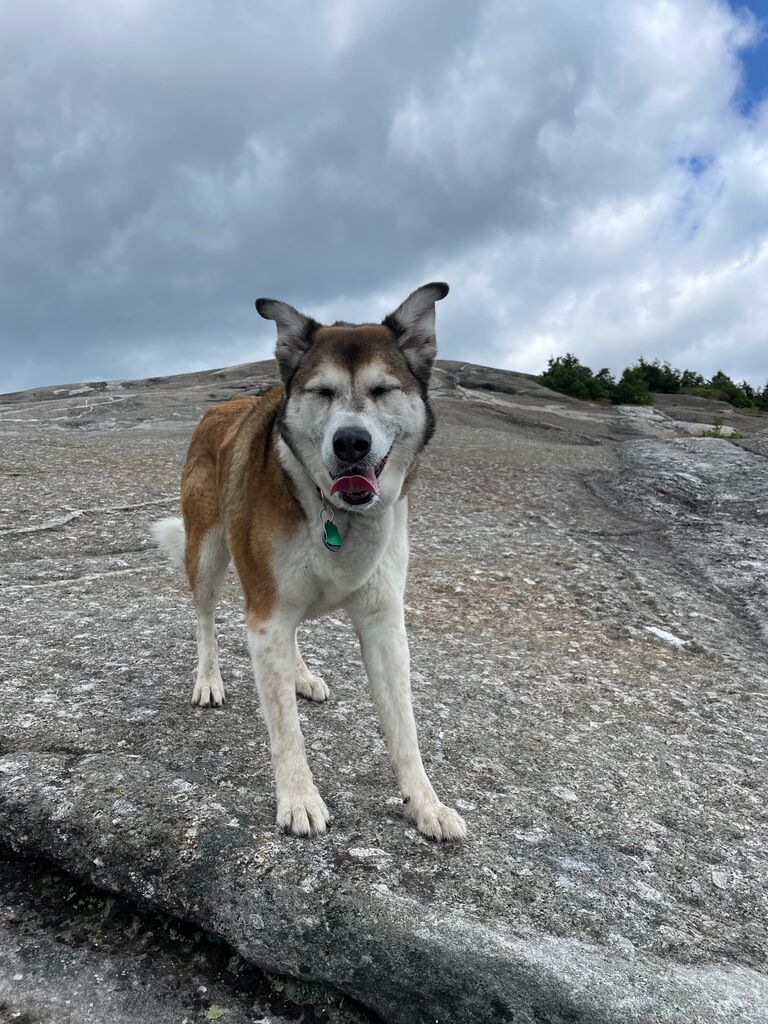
1;361;767;1023
0;852;367;1024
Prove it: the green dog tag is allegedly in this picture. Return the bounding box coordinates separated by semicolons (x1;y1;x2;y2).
323;521;343;551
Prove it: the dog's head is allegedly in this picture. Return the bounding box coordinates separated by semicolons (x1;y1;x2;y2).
256;283;448;512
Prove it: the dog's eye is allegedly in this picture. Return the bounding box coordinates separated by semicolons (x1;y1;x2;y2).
307;387;334;399
370;385;398;399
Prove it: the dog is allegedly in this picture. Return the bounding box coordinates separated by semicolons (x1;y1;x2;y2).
152;283;466;841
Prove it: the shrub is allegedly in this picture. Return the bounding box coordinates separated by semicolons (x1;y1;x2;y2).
538;354;616;402
614;365;653;405
636;357;682;393
538;354;765;412
680;369;706;389
594;367;618;399
706;370;752;408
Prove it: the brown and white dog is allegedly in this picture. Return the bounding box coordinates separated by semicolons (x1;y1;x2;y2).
151;283;466;841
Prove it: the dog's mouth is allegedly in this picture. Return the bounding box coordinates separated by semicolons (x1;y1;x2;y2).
329;455;388;506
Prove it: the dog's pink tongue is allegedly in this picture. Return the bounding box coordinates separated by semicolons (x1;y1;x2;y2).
329;468;379;496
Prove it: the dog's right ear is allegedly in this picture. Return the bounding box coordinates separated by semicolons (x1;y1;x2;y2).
383;282;449;386
255;298;319;384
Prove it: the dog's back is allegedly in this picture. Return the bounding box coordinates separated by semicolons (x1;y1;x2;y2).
152;391;268;578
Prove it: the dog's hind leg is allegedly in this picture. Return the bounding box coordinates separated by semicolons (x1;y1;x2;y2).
295;634;329;703
187;522;230;707
182;447;231;708
187;524;230;707
152;511;228;705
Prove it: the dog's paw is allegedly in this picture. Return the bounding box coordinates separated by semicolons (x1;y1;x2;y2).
406;799;467;842
192;674;225;708
277;785;330;837
295;669;330;703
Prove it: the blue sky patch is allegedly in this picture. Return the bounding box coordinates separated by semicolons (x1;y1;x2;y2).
733;1;768;111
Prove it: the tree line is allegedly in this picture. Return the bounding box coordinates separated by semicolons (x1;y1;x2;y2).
538;354;768;410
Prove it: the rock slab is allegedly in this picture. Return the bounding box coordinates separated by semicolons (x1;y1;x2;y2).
1;361;767;1023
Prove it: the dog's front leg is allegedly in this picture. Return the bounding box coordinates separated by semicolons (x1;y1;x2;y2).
348;599;466;842
247;615;330;837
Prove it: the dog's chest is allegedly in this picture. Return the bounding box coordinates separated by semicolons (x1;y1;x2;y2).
274;504;403;616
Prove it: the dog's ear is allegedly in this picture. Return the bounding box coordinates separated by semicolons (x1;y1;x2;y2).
256;298;319;384
383;282;449;384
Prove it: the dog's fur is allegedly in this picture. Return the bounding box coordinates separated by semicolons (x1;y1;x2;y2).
152;283;465;840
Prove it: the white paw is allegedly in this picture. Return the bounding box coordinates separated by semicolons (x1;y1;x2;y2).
295;669;330;703
277;784;330;837
192;674;225;708
406;799;467;842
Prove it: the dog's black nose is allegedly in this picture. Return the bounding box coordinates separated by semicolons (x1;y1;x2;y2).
333;427;371;463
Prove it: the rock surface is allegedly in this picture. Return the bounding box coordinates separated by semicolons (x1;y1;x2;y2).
0;852;367;1024
1;360;767;1023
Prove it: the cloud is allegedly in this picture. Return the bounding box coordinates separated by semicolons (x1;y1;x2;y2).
0;0;766;391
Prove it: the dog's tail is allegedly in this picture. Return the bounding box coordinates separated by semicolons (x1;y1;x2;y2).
150;517;186;571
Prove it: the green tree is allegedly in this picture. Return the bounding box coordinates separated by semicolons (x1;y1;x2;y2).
615;365;653;405
709;370;751;408
594;367;618;400
538;354;615;402
636;357;682;393
680;369;706;390
538;354;765;413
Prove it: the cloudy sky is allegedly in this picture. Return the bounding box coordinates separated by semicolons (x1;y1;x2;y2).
2;0;767;393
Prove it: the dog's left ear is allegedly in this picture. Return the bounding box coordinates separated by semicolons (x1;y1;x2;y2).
383;282;449;384
256;298;319;384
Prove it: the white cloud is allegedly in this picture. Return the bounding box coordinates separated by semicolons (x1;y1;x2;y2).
381;0;768;383
0;0;767;390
